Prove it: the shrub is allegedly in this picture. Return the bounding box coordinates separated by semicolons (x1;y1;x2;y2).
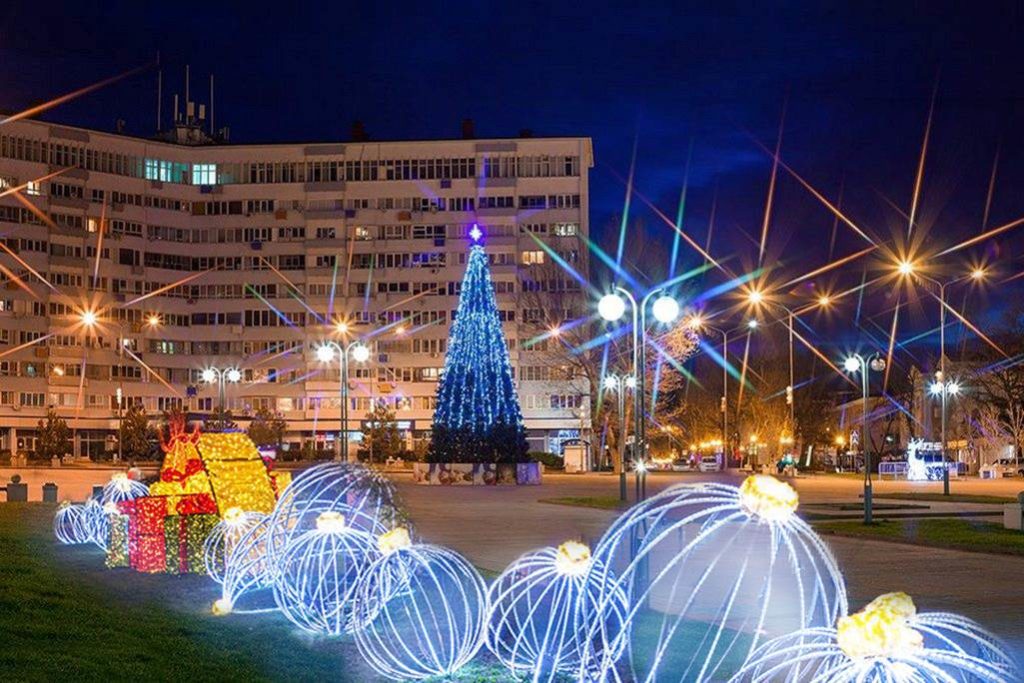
529;451;564;469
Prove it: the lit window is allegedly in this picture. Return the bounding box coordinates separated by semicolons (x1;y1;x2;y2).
192;163;218;185
522;250;546;265
25;181;41;196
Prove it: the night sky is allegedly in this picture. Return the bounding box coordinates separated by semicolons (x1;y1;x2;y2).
2;1;1024;350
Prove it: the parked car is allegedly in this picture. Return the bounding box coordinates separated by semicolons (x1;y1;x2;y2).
698;454;722;472
979;458;1024;479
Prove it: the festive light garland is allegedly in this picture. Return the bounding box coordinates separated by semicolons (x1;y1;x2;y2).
486;541;629;682
733;592;1020;682
53;501;91;544
579;476;847;681
272;511;380;635
354;542;488;680
100;472;150;505
265;462;406;576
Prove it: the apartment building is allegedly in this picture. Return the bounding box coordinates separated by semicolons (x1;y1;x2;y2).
0;116;592;458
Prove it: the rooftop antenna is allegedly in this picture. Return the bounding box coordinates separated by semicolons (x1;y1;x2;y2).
156;67;163;132
209;73;214;135
185;64;190;119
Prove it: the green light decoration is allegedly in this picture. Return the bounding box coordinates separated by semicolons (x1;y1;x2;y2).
427;227;529;463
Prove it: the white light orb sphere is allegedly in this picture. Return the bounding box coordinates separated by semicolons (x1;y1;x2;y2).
53;502;91;544
100;472;149;505
598;293;627;322
354;544;488;680
201;368;216;384
351;343;371;363
579;476;847;681
265;462;407;575
214;514;277;615
203;508;268;585
316;344;335;363
273;512;380;635
735;592;1019;682
82;498;112;550
603;376;619;391
486;541;628;682
226;368;241;383
651;295;680;324
844;356;861;373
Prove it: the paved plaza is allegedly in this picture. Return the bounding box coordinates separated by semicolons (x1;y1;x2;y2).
5;465;1024;651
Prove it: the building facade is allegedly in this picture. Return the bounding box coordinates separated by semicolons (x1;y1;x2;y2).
0;117;592;458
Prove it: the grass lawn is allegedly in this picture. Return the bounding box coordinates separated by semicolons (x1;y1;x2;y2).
814;517;1024;556
872;492;1015;505
0;503;511;682
537;496;628;511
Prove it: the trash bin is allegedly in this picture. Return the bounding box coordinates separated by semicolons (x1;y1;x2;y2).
91;484;104;500
42;482;58;503
5;475;28;502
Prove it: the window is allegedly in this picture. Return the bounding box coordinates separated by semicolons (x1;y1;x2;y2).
522;251;545;265
20;392;45;407
25;181;41;196
315;227;337;240
553;222;579;236
192;163;217;185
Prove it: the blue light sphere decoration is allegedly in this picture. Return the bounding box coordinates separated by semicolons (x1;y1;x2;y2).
733;592;1020;682
99;472;149;505
272;511;380;635
203;508;268;585
53;502;91;544
213;514;277;615
579;476;848;682
265;462;406;574
82;498;114;550
354;540;489;680
486;541;629;682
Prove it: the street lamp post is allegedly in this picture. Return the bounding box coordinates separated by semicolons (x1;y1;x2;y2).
603;374;632;501
844;353;886;524
599;287;680;502
201;366;242;415
317;340;370;463
688;317;731;469
899;263;986;495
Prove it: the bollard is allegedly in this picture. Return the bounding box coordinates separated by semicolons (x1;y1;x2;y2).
42;482;58;503
6;474;28;502
91;484;104;500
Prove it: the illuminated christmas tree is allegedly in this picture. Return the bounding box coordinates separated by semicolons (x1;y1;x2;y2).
428;226;529;463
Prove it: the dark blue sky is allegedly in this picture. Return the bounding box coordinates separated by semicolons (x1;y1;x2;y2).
2;1;1023;343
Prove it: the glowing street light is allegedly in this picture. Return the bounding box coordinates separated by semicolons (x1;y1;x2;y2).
818;294;832;308
747;319;759;329
80;310;98;328
897;260;915;277
335;320;350;335
844;352;886;524
146;314;161;328
319;340;372;462
971;268;986;281
202;366;242;414
598;293;627;322
651;295;680;324
747;289;764;305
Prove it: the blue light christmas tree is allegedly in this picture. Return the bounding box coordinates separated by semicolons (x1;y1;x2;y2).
428;226;529;463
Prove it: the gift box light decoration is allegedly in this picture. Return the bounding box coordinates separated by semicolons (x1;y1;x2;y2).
203;508;268;584
354;542;488;681
53;501;91;544
579;476;847;682
272;511;380;635
265;462;406;574
486;541;629;682
100;472;150;505
214;515;277;615
732;592;1020;682
112;419;288;574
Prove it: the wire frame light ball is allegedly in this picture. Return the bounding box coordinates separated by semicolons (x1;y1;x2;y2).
579;475;848;682
733;592;1020;682
354;541;489;681
265;462;407;574
53;502;91;544
213;514;277;615
486;541;629;682
81;498;114;550
272;511;380;635
99;472;150;505
203;508;268;585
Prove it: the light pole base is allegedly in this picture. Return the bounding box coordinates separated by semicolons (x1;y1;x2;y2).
863;483;873;525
